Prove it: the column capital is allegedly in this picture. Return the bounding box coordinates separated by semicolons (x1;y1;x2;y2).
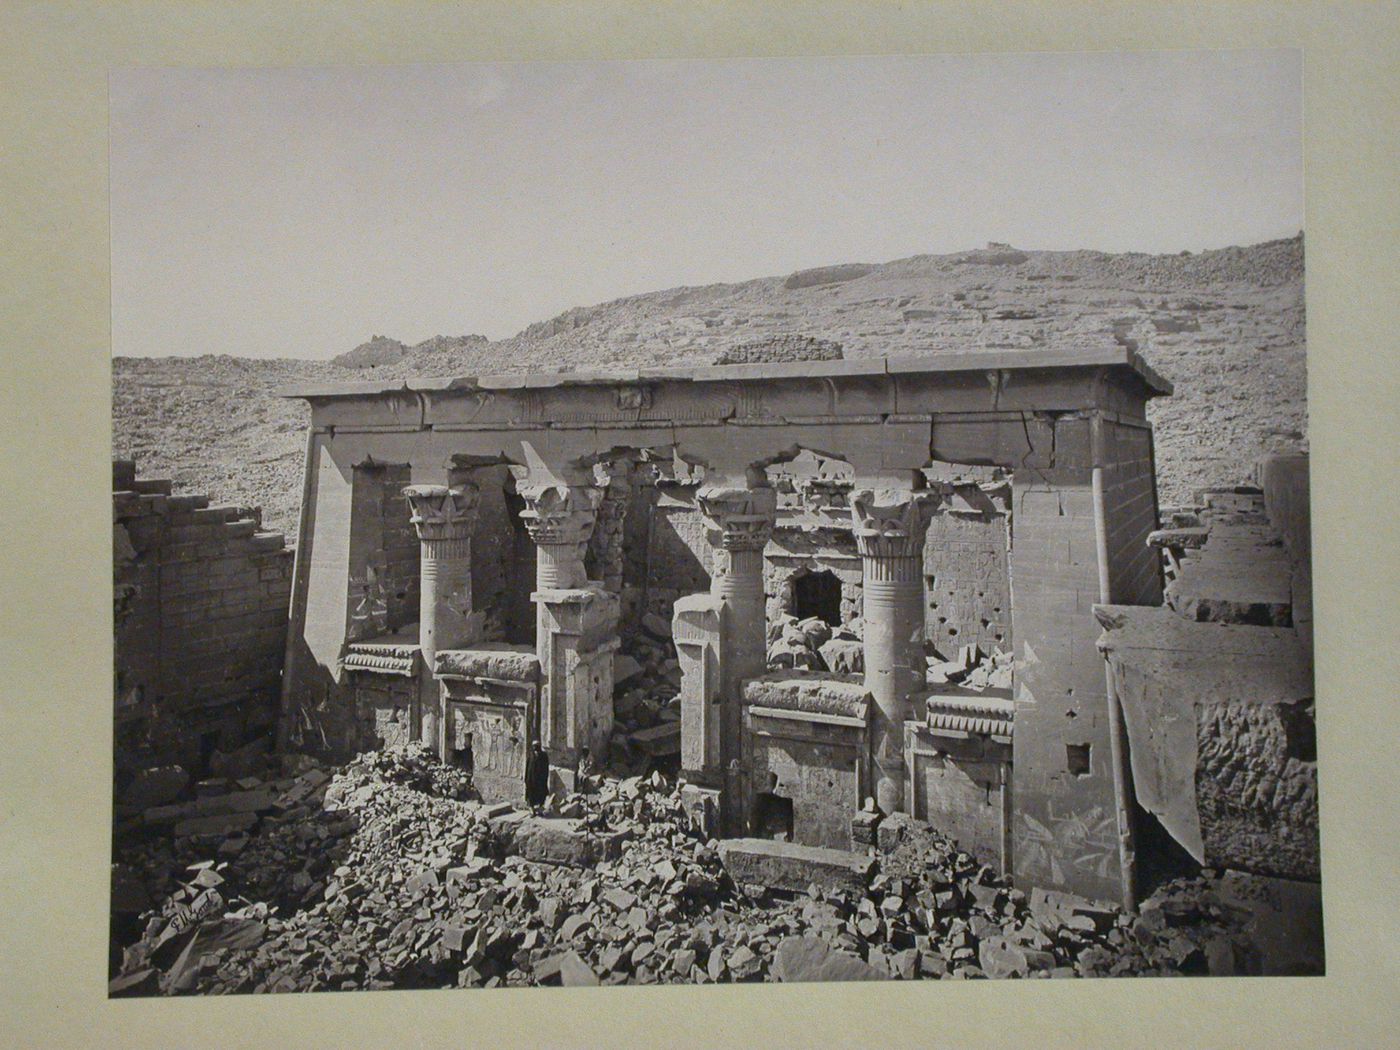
849;487;944;560
517;482;604;546
403;483;479;542
697;484;778;552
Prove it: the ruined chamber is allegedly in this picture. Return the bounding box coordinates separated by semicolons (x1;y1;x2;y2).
277;349;1172;907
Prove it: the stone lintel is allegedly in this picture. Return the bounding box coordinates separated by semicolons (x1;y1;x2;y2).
278;346;1173;401
742;673;871;721
434;644;540;683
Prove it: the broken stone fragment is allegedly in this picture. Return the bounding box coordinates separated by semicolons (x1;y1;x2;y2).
770;935;887;982
818;636;864;674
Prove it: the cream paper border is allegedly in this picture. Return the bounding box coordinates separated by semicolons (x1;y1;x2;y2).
2;3;1396;1048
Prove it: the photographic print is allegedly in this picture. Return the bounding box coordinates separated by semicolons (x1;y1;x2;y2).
107;50;1318;995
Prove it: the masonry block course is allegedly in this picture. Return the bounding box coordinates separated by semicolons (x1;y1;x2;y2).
113;460;292;773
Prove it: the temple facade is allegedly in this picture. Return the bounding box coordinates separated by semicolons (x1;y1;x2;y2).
277;349;1170;906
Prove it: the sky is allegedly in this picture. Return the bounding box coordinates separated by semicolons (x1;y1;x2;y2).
109;50;1303;360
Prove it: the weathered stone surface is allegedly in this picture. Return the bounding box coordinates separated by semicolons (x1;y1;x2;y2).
717;838;875;896
818;636;864;674
491;816;628;868
770;935;888;982
742;673;870;720
435;643;540;683
1096;605;1318;880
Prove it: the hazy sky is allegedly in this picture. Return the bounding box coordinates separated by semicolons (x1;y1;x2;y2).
110;50;1302;360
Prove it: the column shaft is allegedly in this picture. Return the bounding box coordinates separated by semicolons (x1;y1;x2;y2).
697;484;777;832
403;484;479;759
851;489;938;815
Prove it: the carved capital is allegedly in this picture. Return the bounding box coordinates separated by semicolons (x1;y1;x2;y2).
849;488;942;560
402;483;479;542
697;484;778;552
518;482;603;546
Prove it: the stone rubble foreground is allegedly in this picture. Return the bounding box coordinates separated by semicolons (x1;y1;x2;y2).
110;744;1292;996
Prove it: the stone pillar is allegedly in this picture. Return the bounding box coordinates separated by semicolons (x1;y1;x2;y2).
696;483;778;830
850;488;938;816
519;482;618;765
403;483;480;759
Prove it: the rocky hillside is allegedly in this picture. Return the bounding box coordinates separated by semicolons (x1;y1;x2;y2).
113;236;1307;536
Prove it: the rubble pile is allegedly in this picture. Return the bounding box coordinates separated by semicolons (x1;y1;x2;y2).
111;745;1274;995
926;643;1014;692
610;630;683;767
765;614;864;674
763;615;1014;694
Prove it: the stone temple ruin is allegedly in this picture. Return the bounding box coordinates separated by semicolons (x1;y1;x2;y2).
270;347;1236;910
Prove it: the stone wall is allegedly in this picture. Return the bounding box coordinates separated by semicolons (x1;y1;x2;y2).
113;459;292;773
346;462;419;643
1008;415;1124;905
923;507;1011;658
1099;420;1163;607
642;501;711;623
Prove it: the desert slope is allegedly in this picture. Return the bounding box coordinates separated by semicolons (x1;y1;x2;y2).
113;236;1306;536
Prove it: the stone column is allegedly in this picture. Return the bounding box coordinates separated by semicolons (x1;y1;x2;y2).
519;482;618;764
696;483;778;830
403;483;480;759
850;488;938;815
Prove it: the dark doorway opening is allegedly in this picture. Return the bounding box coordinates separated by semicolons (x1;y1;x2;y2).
792;569;841;626
749;774;795;841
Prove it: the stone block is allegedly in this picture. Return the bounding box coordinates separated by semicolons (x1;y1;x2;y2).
628;721;681;757
1096;604;1318;880
493;816;628;868
717;838;875;896
173;811;258;839
435;644;540;683
770;935;888;982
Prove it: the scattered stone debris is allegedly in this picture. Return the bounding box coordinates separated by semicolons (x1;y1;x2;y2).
111;744;1309;995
